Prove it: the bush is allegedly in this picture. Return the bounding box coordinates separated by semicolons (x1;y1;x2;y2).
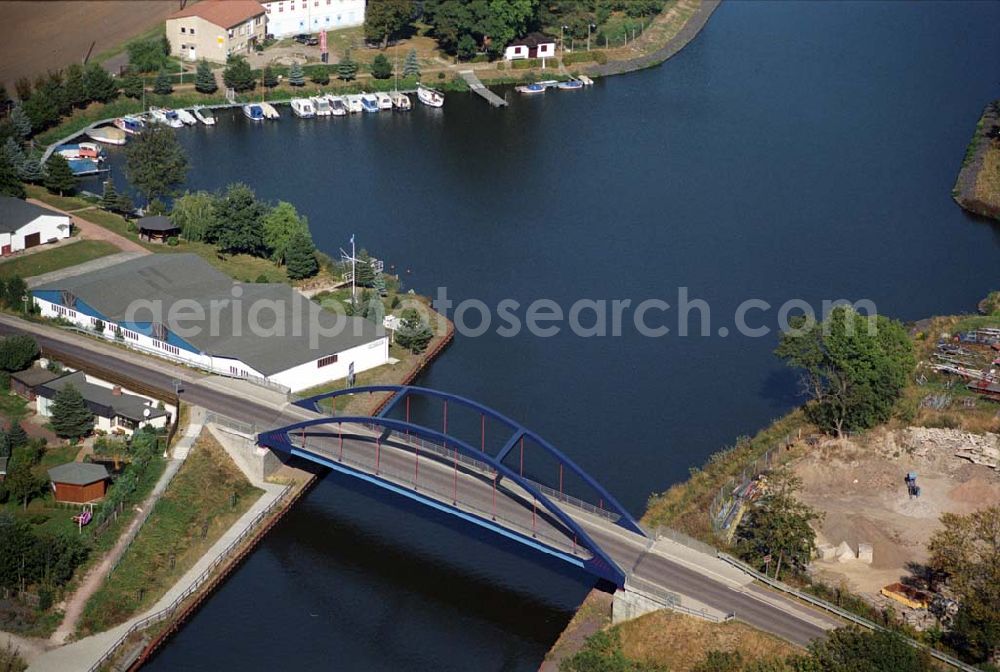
166;236;179;247
563;51;607;65
511;58;540;70
0;371;8;391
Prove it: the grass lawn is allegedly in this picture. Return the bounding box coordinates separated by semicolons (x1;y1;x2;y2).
0;240;119;280
0;393;30;426
77;430;262;636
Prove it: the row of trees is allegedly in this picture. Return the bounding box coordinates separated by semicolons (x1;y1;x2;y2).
171;185;319;279
0;512;90;601
11;62;119;134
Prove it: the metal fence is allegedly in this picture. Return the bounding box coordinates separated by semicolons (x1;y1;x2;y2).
625;574;733;623
87;484;293;672
708;436;792;537
717;554;980;672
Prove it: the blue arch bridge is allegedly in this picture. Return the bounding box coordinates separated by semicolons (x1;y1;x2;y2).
256;385;835;645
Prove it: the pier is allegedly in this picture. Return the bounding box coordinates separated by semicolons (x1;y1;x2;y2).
460;70;508;108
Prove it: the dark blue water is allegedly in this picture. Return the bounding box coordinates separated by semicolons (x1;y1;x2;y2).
116;1;1000;669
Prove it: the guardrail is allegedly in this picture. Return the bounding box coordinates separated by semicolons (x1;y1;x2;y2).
717;554;980;672
625;574;733;623
87;483;294;672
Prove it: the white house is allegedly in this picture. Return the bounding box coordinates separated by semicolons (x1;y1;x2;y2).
504;34;557;61
0;197;71;255
32;254;389;393
260;0;365;38
34;370;173;437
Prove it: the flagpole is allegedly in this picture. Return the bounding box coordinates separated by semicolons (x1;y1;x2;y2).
351;234;356;306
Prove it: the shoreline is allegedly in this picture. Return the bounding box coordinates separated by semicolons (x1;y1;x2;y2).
952;100;1000;221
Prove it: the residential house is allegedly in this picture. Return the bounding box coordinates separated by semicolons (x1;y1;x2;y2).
261;0;365;38
167;0;268;63
34;371;172;437
0;197;71;255
504;34;557;61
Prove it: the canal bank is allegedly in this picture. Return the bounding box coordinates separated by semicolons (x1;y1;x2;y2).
952;100;1000;221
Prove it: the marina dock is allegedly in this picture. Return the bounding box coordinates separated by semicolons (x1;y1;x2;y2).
460;70;508;108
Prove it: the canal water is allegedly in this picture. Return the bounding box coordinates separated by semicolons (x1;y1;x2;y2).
96;1;1000;669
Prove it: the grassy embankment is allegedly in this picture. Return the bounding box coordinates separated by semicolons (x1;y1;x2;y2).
23;185;306;285
952;101;1000;220
0;241;119;280
77;430;262;636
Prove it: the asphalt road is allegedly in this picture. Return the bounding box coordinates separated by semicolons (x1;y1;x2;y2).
0;315;837;647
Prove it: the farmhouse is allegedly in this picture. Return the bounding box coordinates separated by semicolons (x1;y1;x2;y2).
261;0;365;38
32;254;389;393
48;462;109;504
167;0;267;63
504;33;557;61
34;371;172;437
0;197;71;255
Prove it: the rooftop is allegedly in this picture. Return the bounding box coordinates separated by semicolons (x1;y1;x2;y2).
10;367;61;388
137;215;178;232
34;254;382;376
0;197;68;234
168;0;266;29
48;462;109;486
36;371;169;422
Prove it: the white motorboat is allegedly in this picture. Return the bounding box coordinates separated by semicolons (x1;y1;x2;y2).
375;92;393;111
389;91;411;110
243;104;265;121
360;93;379;113
578;75;594;86
311;96;332;116
557;79;584;91
326;95;347;116
175;108;198;125
345;95;363;113
113;116;145;135
149;107;184;128
416;85;444;108
260;102;280;119
58;142;103;161
87;126;127;145
515;83;546;94
290;98;316;118
192;107;216;125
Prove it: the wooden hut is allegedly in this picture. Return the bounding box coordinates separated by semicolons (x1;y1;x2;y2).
48;462;109;503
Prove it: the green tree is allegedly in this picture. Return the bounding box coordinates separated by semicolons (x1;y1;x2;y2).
775;306;914;437
354;249;376;286
286;230;319;279
457;34;477;61
262;200;309;263
395;307;433;354
63;63;88;109
0;138;24;174
9;102;33;140
83;63;118;103
288;62;306;87
21;89;59;133
50;384;94;441
796;627;933;672
3;444;43;509
195;59;218;94
0;278;28;313
735;469;820;580
371;53;393;79
121;71;145;99
5;424;28;452
100;179;118;210
223;55;255;92
114;191;134;217
208;183;269;256
928;506;1000;663
18;156;45;184
364;0;414;49
337;50;358;82
153;67;173;95
262;65;279;89
0;336;39;372
43;153;78;196
124;124;188;204
403;48;421;78
170;190;217;242
127;38;168;72
0;155;26;198
310;68;330;86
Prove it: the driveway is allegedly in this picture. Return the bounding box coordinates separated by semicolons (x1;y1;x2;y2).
26;201;149;255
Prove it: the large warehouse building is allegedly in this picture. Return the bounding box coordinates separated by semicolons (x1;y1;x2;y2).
32;254;388;393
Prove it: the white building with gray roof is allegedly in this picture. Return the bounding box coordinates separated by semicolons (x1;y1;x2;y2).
32;254;389;392
0;196;71;255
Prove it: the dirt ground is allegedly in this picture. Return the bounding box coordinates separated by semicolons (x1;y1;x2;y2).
0;1;178;91
794;427;1000;598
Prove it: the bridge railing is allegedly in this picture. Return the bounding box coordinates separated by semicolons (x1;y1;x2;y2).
289;427;594;561
356;422;621;525
625;575;734;623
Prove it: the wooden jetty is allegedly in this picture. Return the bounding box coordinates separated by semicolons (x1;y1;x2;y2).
459;70;508;108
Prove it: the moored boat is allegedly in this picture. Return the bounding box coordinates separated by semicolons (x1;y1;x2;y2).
326;95;347;116
360;93;379;113
114;116;145;135
260;102;280;119
557;79;584;91
311;96;332;116
516;83;546;94
58;142;103;161
149;107;184;128
87;126;127;145
375;92;393;111
345;95;363;113
578;75;594;86
67;158;108;176
416;85;444;108
243;104;265;121
192;107;216;125
175;108;198;125
389;91;411;110
290;98;316;118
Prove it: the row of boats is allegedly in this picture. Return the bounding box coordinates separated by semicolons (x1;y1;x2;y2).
515;76;593;95
258;85;444;120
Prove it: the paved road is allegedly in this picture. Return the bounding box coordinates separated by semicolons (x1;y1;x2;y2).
0;315;839;647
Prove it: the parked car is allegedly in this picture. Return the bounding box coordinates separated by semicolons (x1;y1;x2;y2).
293;34;319;46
